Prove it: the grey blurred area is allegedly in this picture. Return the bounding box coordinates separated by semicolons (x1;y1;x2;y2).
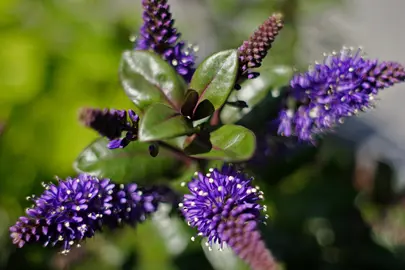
298;0;405;190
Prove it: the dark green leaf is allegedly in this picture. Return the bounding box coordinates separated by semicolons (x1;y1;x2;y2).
181;89;199;118
183;133;213;155
221;66;293;124
120;50;187;114
189;49;239;110
186;125;256;161
193;99;215;120
73;138;190;184
139;103;194;142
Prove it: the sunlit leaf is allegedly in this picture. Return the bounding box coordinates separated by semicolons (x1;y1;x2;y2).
189;49;238;110
186;125;256;161
120;50;187;114
138;103;195;142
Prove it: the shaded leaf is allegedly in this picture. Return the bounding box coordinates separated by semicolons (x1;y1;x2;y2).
183;133;213;156
73;138;191;184
186;125;256;161
221;66;293;125
139;103;195;142
120;50;187;114
181;89;199;118
189;49;239;110
193;99;215;121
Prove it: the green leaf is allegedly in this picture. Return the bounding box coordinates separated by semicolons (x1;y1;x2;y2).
193;99;215;120
73;138;191;184
221;66;293;124
180;89;199;118
186;125;256;161
120;50;187;114
139;103;194;142
189;49;239;110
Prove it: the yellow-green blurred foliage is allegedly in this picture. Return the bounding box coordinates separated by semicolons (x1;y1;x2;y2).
0;1;143;268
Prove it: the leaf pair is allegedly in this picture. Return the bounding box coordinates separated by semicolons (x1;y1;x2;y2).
75;48;294;178
118;49;256;161
121;49;239;114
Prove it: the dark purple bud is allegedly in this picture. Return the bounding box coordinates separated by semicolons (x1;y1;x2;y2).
79;108;127;140
148;143;159;157
79;108;139;149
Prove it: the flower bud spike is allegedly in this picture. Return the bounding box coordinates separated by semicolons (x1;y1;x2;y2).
237;13;284;88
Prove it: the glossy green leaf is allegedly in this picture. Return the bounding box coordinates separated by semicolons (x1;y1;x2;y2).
221;65;293;124
186;125;256;161
189;49;239;110
139;103;194;142
73;138;190;184
120;50;187;114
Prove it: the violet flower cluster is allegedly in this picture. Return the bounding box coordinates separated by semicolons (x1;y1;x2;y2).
10;174;158;253
136;0;196;82
180;165;277;270
277;47;405;142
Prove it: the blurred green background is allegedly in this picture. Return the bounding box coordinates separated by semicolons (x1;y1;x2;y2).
1;0;405;269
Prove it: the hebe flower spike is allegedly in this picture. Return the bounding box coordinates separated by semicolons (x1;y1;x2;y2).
10;174;159;254
136;0;196;82
236;13;284;89
277;47;405;142
181;165;277;270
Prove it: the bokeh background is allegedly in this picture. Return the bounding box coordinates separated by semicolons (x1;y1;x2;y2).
1;0;405;269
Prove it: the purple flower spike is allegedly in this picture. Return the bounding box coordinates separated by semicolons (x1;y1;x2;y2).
237;13;284;88
104;183;159;228
181;165;277;270
10;175;160;253
136;0;196;82
79;108;139;149
10;175;114;253
278;47;405;142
